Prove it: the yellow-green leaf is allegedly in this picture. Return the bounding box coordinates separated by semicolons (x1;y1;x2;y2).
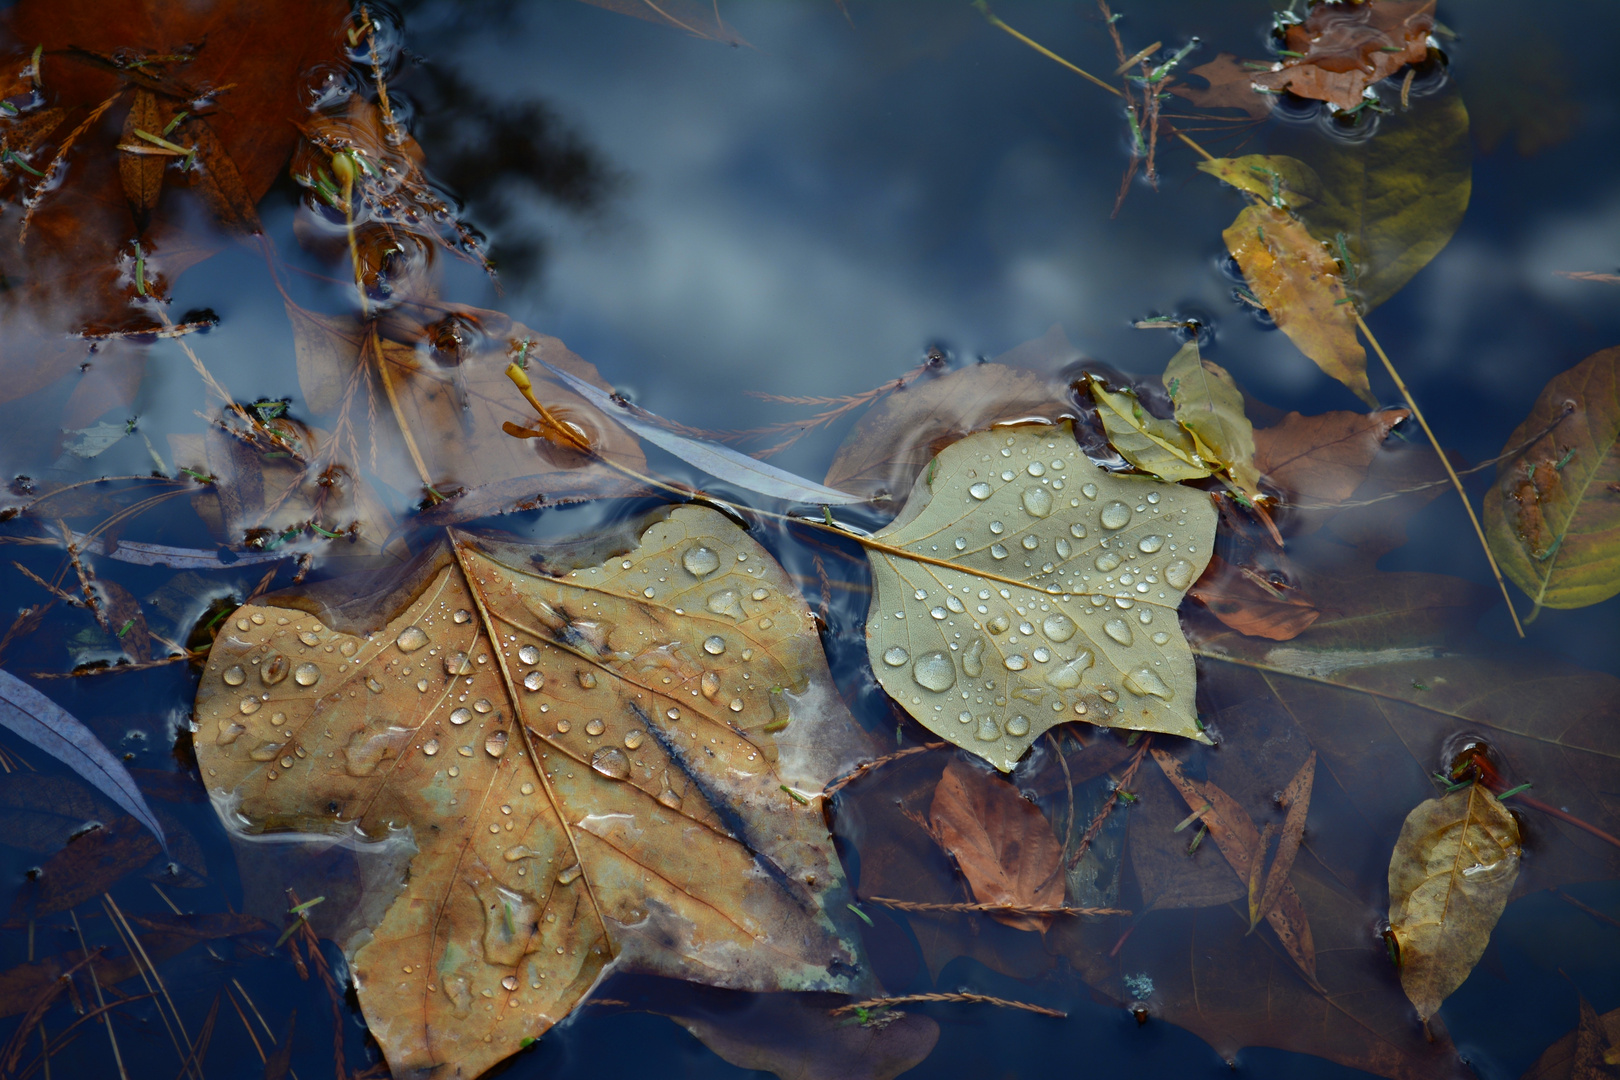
862;423;1216;772
1387;784;1521;1022
1088;376;1213;483
193;507;873;1079
1163;341;1262;500
1483;346;1620;612
1196;154;1322;212
1222;204;1374;407
1287;89;1472;313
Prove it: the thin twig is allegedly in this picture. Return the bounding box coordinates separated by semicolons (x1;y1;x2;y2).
831;992;1066;1018
1356;314;1523;635
821;743;945;798
1068;737;1150;869
865;896;1127;916
69;910;129;1080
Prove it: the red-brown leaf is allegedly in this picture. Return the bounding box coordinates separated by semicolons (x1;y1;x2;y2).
928;758;1064;932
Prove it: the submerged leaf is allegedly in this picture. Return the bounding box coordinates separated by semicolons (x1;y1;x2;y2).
1152;750;1317;985
0;668;165;850
1189;555;1321;641
1251;408;1408;509
535;355;868;505
928;757;1064;931
1483;346;1620;611
1169;54;1275;119
1163;342;1262;499
824;362;1074;509
193;507;874;1078
1387;783;1521;1021
1523;998;1620;1080
1223;204;1372;406
1088;376;1213;483
863;423;1215;772
1288;89;1473;312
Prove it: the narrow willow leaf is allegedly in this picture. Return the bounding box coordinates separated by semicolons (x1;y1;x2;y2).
1223;204;1374;406
1163;342;1262;500
1152;750;1318;986
535;356;867;505
863;423;1215;772
193;508;872;1078
1483;346;1620;612
1087;377;1213;483
1197;154;1322;212
0;669;166;851
1387;784;1521;1021
1252;751;1315;931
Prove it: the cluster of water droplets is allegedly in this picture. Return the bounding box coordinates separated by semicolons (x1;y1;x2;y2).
875;432;1208;760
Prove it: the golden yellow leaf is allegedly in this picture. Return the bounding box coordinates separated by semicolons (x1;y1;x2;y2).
193;506;873;1078
1387;784;1521;1021
1223;204;1374;407
863;423;1215;772
1196;154;1322;212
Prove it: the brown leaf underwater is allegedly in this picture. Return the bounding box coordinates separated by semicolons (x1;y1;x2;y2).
1251;0;1434;113
928;757;1064;931
193;506;877;1079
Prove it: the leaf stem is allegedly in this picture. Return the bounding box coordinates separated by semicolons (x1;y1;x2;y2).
1355;314;1523;637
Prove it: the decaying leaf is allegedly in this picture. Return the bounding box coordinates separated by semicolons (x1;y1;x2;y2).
1387;783;1521;1021
1169;53;1275;119
118;89;170;222
1223;204;1373;406
824;363;1075;508
864;423;1216;772
193;506;874;1079
1251;751;1315;931
1251;0;1434;112
1087;377;1213;484
1252;408;1408;509
1483;346;1620;612
1163;341;1262;500
1152;750;1317;985
928;757;1063;931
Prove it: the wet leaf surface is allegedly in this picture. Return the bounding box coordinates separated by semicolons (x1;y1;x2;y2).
1250;0;1434;112
1387;783;1521;1021
193;506;874;1079
1484;346;1620;612
928;757;1063;931
1222;204;1372;405
864;423;1215;771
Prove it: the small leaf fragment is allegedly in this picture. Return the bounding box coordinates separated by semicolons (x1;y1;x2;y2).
1252;752;1315;931
1196;154;1321;211
928;758;1064;931
1386;783;1521;1021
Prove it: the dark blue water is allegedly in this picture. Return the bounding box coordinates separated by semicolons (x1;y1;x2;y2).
2;2;1618;1079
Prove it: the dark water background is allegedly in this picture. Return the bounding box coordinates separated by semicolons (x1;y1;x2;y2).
2;1;1619;1078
